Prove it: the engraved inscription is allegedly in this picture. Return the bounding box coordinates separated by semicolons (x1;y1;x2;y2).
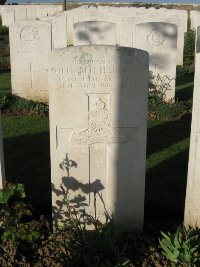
147;28;165;47
70;98;128;145
51;60;132;91
20;26;40;43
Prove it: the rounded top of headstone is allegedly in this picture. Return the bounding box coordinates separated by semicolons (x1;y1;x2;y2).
50;45;149;58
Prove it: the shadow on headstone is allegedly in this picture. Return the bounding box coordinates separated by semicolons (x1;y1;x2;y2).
196;26;200;53
52;154;106;228
74;21;116;45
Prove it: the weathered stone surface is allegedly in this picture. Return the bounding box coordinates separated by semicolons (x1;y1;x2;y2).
0;110;5;189
40;16;67;48
190;11;200;31
184;26;200;228
133;13;185;65
0;5;63;26
55;10;74;45
9;21;52;102
49;45;149;231
56;9;120;46
26;6;37;20
61;5;186;64
1;8;15;27
74;21;116;45
14;7;27;21
26;5;62;20
135;22;177;100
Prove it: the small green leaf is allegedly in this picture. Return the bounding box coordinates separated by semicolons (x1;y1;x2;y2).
32;231;40;240
0;188;14;203
122;260;130;266
162;238;172;248
173;248;180;258
190;246;198;253
159;239;178;262
160;231;171;241
3;229;12;237
174;229;181;249
183;250;191;263
27;233;32;241
10;183;26;198
20;234;27;241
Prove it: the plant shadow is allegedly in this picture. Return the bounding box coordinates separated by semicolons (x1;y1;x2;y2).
52;154;107;228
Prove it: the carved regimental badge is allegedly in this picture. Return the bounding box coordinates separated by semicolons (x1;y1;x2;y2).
70;99;128;145
147;28;165;47
20;26;40;43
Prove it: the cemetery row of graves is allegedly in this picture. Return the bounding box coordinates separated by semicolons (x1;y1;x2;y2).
0;3;200;266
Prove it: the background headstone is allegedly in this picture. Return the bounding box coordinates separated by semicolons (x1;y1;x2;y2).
14;7;27;22
40;16;67;49
190;11;200;31
135;22;177;100
197;27;200;53
1;8;15;27
62;5;187;65
55;10;74;45
49;45;149;231
184;26;200;228
26;6;37;20
9;21;52;102
74;21;116;45
0;5;63;26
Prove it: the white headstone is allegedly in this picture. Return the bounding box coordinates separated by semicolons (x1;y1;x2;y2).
26;5;63;21
64;5;187;64
74;21;116;45
197;26;200;53
14;7;27;22
0;5;63;26
135;22;177;100
184;26;200;228
190;11;200;31
110;6;186;65
57;9;121;46
46;5;63;16
40;16;67;49
0;110;5;189
1;8;15;27
26;6;37;20
9;21;52;102
49;45;149;231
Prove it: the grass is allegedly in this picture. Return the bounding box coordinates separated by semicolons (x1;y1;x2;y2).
0;34;10;70
0;34;9;47
175;73;194;108
145;119;191;223
2;116;51;218
0;69;11;93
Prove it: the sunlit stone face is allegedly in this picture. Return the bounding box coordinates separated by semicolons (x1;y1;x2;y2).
184;26;200;229
136;22;177;101
9;21;51;102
